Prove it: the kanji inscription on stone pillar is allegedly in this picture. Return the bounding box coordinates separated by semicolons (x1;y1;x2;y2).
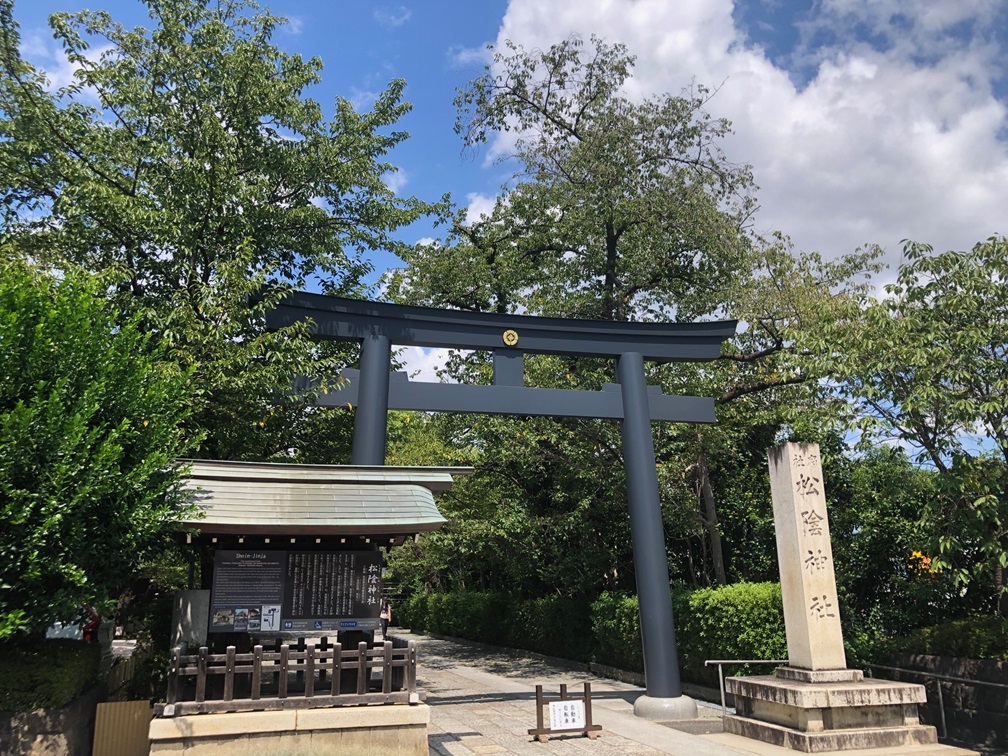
767;442;846;671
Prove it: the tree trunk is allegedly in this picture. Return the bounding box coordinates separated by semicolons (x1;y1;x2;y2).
698;451;727;586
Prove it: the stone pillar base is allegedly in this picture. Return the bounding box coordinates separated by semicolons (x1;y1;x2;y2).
633;694;698;722
148;704;429;756
725;669;937;752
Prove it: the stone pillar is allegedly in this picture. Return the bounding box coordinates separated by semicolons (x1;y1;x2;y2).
721;442;938;751
767;442;846;671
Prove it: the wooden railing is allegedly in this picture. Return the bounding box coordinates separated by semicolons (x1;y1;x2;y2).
159;639;419;717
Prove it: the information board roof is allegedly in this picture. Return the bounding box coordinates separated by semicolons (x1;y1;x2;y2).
178;460;471;537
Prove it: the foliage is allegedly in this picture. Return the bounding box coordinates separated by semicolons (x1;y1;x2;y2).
881;616;1008;661
385;36;882;595
0;638;101;711
394;590;592;661
391;34;756;321
0;0;433;459
403;584;785;684
827;236;1008;612
671;582;787;686
0;259;196;638
590;592;645;672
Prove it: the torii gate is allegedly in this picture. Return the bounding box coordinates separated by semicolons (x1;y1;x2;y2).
266;292;736;719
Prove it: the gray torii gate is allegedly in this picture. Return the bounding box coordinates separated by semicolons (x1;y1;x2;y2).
266;292;736;717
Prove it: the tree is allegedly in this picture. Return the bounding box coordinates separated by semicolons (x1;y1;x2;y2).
386;37;880;593
828;236;1008;614
0;258;196;639
388;35;756;321
0;0;434;458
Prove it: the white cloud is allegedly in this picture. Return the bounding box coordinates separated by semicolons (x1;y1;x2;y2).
20;32;112;98
397;346;454;382
492;0;1008;268
374;6;412;29
384;168;409;194
463;192;498;223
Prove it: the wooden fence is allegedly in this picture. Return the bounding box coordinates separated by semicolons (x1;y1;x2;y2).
159;638;419;717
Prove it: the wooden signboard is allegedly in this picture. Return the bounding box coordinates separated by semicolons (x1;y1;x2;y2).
528;683;603;742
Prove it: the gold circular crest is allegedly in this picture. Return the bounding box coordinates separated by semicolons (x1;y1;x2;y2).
502;329;519;346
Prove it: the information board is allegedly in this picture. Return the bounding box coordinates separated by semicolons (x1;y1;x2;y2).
209;550;382;634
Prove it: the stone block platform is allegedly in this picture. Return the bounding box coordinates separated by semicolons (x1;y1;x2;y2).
725;668;938;752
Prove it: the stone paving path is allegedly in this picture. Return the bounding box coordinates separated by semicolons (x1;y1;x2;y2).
397;630;735;756
402;631;981;756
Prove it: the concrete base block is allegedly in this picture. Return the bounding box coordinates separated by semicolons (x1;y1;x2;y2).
775;667;864;684
148;704;429;756
725;673;938;752
724;715;939;753
633;694;698;722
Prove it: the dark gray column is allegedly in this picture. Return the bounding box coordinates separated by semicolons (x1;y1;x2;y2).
617;351;684;698
351;334;391;465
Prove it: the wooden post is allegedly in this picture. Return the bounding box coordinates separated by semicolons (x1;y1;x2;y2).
382;641;393;694
356;641;368;695
166;647;181;705
223;646;236;701
331;642;342;696
279;644;289;699
251;645;262;700
196;647;208;703
305;645;315;697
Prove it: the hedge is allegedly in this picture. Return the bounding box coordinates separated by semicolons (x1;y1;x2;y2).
881;616;1008;661
0;639;101;711
398;582;786;684
396;590;592;662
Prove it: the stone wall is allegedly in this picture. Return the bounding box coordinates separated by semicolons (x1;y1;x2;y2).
0;684;104;756
149;704;430;756
889;654;1007;749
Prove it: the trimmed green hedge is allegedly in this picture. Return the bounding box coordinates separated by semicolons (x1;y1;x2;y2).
399;582;786;684
0;639;101;711
882;616;1008;661
396;590;592;661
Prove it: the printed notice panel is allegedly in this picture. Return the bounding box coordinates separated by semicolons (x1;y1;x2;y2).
548;700;586;731
210;550;382;634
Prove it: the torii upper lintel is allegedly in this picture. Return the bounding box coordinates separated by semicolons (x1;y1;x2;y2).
266;292;736;709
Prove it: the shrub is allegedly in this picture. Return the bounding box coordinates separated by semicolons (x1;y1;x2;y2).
672;582;787;686
590;592;643;672
882;616;1008;661
0;639;101;711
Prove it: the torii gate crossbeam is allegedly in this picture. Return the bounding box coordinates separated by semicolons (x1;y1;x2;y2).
266;292;736;715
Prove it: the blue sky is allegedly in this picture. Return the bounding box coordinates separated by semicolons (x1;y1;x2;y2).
12;0;1008;295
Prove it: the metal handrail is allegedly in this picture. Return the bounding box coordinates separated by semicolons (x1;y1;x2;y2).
704;659;789;714
865;662;1008;739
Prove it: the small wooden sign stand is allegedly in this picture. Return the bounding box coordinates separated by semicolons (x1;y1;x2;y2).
528;682;603;743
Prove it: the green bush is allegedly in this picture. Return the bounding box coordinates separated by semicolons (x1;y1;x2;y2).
672;582;787;686
0;639;101;711
397;591;591;661
590;592;643;672
509;596;592;661
882;616;1008;660
403;583;788;686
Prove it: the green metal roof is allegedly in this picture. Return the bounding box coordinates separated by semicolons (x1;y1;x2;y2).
178;460;471;537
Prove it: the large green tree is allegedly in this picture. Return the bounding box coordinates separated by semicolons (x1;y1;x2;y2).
0;0;433;458
828;236;1008;614
386;37;878;594
389;35;755;321
0;258;196;639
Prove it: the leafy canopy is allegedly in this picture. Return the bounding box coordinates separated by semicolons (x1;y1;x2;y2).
0;258;197;639
0;0;436;458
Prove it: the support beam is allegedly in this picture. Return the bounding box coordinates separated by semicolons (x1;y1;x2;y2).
617;351;684;699
351;334;391;465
